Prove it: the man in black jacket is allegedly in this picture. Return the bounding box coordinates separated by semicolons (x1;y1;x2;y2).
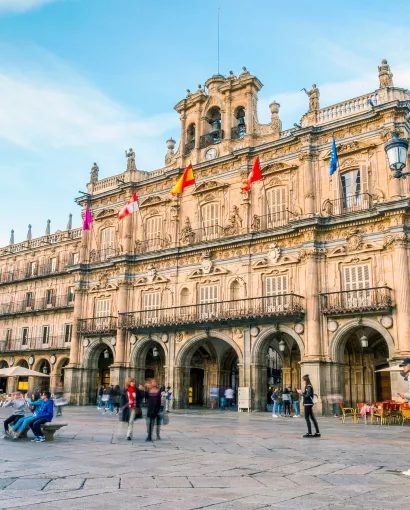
146;379;162;442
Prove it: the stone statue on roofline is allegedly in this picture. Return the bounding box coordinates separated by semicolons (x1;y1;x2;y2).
378;59;393;88
302;84;320;111
125;148;136;171
90;162;99;183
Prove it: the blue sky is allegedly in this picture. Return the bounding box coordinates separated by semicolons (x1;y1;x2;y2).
0;0;410;245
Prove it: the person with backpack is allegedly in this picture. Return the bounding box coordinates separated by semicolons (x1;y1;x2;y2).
298;374;320;438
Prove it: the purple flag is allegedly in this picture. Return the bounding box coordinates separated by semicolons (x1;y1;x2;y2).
82;207;93;231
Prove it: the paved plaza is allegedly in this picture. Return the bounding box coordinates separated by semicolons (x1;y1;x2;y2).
0;407;409;509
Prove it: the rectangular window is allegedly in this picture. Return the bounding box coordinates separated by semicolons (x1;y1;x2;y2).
143;292;161;323
95;298;111;329
266;187;287;227
5;328;11;345
42;326;49;344
72;253;79;265
343;264;371;308
199;285;219;317
50;257;58;273
100;228;116;259
8;267;14;282
68;286;75;303
64;324;72;343
25;292;33;308
145;216;162;249
265;275;288;311
29;262;38;277
201;203;220;240
21;327;29;345
46;289;54;306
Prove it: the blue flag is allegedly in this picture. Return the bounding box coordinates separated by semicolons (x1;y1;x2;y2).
329;136;338;176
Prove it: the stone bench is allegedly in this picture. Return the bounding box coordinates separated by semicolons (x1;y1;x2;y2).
19;422;67;441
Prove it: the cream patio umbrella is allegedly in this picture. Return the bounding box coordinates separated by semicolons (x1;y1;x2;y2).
375;366;402;372
0;367;50;377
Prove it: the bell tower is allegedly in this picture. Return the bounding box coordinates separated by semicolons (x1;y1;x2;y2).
174;68;263;165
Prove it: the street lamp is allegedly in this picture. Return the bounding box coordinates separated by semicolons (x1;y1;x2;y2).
384;130;409;178
152;346;159;357
103;349;109;359
278;339;286;352
360;334;368;349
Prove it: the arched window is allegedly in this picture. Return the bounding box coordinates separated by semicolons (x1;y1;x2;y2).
180;287;190;307
201;202;220;240
232;107;246;140
230;280;241;301
266;187;287;227
100;227;115;260
145;216;163;250
185;124;196;155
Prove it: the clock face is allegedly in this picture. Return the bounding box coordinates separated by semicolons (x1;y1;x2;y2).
205;148;217;160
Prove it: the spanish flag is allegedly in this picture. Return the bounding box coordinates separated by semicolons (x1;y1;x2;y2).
171;164;195;195
243;157;262;192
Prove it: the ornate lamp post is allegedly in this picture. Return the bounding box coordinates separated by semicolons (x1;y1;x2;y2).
384;131;409;179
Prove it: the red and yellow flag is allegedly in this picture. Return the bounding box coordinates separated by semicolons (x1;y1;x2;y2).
243;157;262;192
171;164;195;195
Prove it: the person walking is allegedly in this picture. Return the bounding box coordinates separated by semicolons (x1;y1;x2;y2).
97;385;104;409
125;378;142;441
113;385;121;415
224;387;234;409
146;379;162;441
2;392;26;438
291;387;300;417
298;375;320;438
271;388;279;418
282;387;291;416
165;386;172;413
277;388;283;416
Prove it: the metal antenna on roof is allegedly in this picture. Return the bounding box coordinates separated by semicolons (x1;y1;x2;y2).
217;6;220;75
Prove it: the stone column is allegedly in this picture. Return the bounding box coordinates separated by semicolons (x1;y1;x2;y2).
170;199;180;247
241;193;250;234
390;174;403;199
68;286;85;366
7;376;17;393
114;281;128;365
123;213;133;254
300;153;315;216
303;248;323;359
392;235;410;354
80;230;89;263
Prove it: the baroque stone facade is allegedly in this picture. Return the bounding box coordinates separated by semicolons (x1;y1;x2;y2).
1;61;410;412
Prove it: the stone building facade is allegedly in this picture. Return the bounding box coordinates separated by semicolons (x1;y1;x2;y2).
1;61;410;412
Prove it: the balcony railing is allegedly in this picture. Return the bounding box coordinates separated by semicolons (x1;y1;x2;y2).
231;125;246;140
199;130;224;149
78;316;118;334
120;294;304;331
0;263;65;284
320;287;392;315
0;295;74;316
251;210;295;231
88;248;119;263
317;93;379;124
134;238;172;254
324;193;373;216
184;140;195;155
1;335;71;352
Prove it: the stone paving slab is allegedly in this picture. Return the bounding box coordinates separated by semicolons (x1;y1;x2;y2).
1;407;410;509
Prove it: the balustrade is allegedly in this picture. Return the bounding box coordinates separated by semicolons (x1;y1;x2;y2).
320;287;392;315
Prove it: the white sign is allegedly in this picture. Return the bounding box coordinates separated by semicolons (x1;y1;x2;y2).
238;387;251;413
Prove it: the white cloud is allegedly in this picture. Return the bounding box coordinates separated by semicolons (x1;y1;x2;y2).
0;0;59;13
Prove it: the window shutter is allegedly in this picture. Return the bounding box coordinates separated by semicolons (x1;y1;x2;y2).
202;203;220;239
360;164;369;195
344;264;371;290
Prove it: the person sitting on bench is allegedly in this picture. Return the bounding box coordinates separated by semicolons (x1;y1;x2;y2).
29;391;54;443
2;392;26;438
9;392;42;439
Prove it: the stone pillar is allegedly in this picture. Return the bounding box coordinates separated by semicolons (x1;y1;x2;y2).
300;153;315;216
49;373;60;395
251;362;265;411
68;287;85;366
303;248;323;360
390;174;402;199
242;328;251;387
123;213;133;254
80;230;89;263
241;193;250;234
170;199;180;247
392;235;410;354
7;376;17;393
114;282;128;365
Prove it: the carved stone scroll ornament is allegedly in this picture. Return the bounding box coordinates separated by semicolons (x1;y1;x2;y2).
346;228;363;252
298;248;327;260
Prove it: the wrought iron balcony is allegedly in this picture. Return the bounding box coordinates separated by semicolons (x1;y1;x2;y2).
179;225;225;245
78;316;118;334
231;125;246;140
0;263;64;285
320;287;392;315
323;193;373;216
0;295;74;317
184;140;195;155
1;335;71;352
251;210;295;232
88;248;119;264
199;130;224;149
120;294;304;331
134;238;172;254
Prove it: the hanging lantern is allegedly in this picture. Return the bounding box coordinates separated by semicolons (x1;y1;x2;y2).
384;131;409;177
360;335;368;348
152;346;159;357
103;349;109;359
42;365;48;374
278;339;286;352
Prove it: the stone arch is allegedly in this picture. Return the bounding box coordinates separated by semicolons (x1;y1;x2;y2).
16;358;29;368
130;335;169;368
251;325;305;364
55;356;70;373
33;357;51;373
0;359;9;368
175;331;243;368
83;338;115;369
329;318;395;363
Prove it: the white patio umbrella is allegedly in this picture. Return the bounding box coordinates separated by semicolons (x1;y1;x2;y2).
0;367;50;377
375;366;402;372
